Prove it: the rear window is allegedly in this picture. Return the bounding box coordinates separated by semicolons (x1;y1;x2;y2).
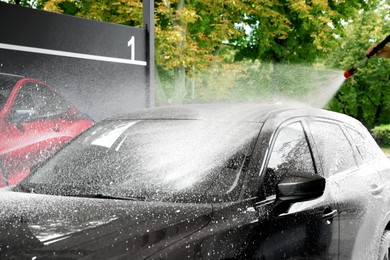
345;126;387;163
310;120;358;176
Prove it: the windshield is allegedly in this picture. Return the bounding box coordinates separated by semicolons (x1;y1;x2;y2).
0;75;20;110
17;119;261;202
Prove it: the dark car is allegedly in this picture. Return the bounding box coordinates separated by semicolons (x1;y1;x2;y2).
0;73;94;187
0;103;389;259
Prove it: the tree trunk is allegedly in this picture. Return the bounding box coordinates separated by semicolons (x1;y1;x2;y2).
356;83;367;126
170;0;187;103
374;91;385;125
172;67;187;103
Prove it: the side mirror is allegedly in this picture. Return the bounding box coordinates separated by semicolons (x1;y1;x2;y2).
274;172;325;214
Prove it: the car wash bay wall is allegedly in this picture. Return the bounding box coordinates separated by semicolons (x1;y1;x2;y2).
0;2;153;121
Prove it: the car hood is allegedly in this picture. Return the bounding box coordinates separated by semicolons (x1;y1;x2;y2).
0;188;213;259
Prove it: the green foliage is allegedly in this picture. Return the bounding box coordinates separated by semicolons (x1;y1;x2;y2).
236;0;379;63
372;124;390;147
40;0;143;26
326;5;390;127
2;0;42;8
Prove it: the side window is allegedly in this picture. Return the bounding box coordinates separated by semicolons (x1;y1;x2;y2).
263;122;315;198
12;83;70;119
311;121;357;177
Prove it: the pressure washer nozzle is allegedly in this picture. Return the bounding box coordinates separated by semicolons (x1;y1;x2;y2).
344;68;356;79
344;35;390;79
343;56;368;79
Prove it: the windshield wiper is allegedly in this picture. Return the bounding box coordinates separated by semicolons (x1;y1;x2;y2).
14;183;147;201
70;193;147;201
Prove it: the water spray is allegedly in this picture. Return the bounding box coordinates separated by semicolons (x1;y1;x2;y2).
344;35;390;79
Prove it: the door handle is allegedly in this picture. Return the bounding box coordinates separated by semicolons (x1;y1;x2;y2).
323;209;338;221
371;184;384;195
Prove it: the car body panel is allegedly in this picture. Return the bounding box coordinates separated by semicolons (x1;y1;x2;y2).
0;188;213;259
0;189;336;260
305;115;390;259
332;165;385;259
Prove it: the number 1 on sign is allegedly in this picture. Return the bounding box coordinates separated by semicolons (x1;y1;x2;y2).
128;36;135;61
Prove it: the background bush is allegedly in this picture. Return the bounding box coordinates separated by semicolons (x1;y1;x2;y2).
372;124;390;147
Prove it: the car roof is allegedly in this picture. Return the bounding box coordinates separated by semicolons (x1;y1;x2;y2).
109;102;358;125
110;102;284;122
0;73;25;80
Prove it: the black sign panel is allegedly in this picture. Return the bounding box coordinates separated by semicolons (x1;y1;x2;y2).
0;2;149;120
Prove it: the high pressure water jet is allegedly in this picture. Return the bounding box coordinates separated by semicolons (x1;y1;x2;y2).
344;35;390;79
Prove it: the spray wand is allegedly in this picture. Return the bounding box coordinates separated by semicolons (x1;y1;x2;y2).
344;34;390;78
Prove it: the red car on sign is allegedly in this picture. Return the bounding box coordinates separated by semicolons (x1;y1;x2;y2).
0;73;94;186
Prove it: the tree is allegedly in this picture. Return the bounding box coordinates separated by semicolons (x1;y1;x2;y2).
4;0;40;7
327;5;390;127
236;0;379;63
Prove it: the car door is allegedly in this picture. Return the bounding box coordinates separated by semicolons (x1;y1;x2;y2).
143;118;338;260
308;119;385;259
251;119;339;259
3;81;73;184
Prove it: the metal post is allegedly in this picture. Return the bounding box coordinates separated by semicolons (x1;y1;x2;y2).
143;0;155;107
